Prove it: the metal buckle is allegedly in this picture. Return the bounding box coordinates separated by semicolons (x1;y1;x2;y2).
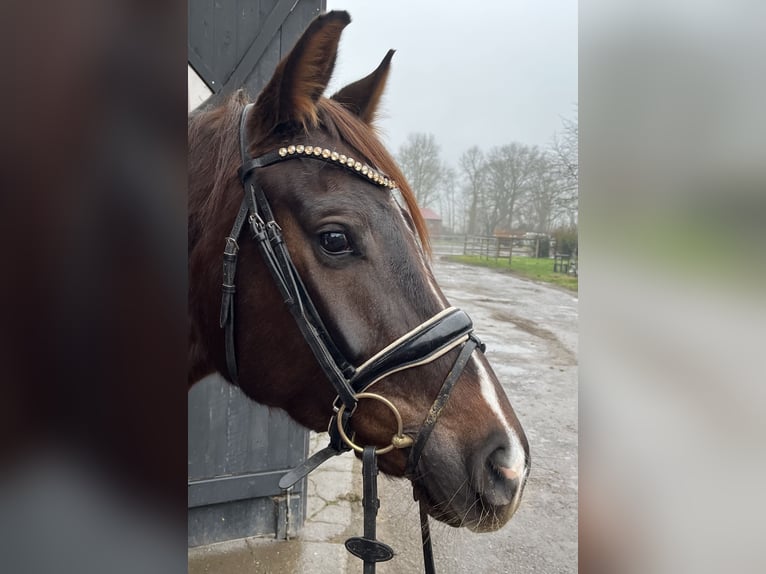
266;220;283;244
333;395;358;415
249;212;266;235
224;236;239;254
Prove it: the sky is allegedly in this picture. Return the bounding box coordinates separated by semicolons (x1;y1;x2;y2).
324;0;578;167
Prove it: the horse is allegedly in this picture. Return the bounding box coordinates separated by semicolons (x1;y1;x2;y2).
188;10;529;534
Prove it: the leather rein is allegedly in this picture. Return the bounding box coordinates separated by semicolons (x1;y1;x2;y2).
219;103;486;573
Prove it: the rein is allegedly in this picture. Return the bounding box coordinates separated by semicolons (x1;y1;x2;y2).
220;103;486;573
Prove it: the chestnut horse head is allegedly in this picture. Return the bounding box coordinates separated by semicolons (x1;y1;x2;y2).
188;11;529;532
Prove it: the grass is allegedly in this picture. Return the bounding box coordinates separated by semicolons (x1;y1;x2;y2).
444;254;579;292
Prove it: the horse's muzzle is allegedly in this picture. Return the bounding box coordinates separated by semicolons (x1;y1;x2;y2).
415;427;529;533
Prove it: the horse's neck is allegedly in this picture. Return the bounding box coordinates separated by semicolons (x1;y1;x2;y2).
188;313;215;387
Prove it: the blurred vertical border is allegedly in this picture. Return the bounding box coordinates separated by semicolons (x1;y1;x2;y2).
581;1;766;573
1;1;187;573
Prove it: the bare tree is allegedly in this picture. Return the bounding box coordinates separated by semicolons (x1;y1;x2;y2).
551;110;578;225
458;146;487;235
397;133;445;208
519;153;567;233
438;167;461;233
484;143;540;235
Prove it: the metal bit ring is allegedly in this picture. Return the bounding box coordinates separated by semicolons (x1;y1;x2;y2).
336;392;414;454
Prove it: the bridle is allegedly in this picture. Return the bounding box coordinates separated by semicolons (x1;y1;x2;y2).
220;103;486;573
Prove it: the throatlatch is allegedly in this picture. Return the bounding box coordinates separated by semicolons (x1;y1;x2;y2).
224;103;487;574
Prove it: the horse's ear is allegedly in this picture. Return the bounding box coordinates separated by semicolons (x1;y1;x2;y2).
250;11;350;135
331;50;395;125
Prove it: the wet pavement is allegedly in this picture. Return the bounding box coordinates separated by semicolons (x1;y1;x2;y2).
189;256;578;573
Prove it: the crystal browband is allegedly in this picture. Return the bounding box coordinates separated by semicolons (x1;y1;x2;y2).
278;144;397;189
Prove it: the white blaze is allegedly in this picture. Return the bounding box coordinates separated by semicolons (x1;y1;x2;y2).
474;356;527;481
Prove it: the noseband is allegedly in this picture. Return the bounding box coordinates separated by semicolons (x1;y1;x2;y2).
220;104;486;573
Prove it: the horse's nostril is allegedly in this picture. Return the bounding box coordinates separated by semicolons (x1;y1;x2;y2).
480;447;519;507
500;467;519;481
488;445;510;469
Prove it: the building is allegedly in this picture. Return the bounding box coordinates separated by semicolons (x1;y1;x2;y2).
420;207;442;237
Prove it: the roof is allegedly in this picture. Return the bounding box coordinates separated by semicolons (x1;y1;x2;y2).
419;207;442;221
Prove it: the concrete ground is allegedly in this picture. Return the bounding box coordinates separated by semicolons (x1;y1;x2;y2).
189;256;578;573
188;432;361;573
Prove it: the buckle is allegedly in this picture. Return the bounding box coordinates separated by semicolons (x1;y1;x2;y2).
249;213;266;237
224;236;239;254
333;395;358;415
266;220;284;244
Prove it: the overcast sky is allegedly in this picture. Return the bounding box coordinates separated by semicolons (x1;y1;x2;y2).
324;1;577;167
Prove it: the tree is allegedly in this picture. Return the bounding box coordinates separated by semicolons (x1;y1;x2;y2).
520;153;567;233
551;110;578;225
458;146;487;235
484;143;540;235
438;167;462;233
397;133;445;208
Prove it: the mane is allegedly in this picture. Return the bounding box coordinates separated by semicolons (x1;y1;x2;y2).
188;91;431;254
188;90;249;250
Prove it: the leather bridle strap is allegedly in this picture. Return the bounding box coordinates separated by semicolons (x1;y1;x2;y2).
419;499;436;574
405;335;483;478
220;200;249;382
406;335;483;574
344;447;395;573
238;112;356;401
221;103;358;412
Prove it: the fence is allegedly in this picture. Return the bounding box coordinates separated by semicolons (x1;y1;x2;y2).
434;235;546;260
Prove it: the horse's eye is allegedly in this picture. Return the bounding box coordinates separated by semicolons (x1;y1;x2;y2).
319;231;352;254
